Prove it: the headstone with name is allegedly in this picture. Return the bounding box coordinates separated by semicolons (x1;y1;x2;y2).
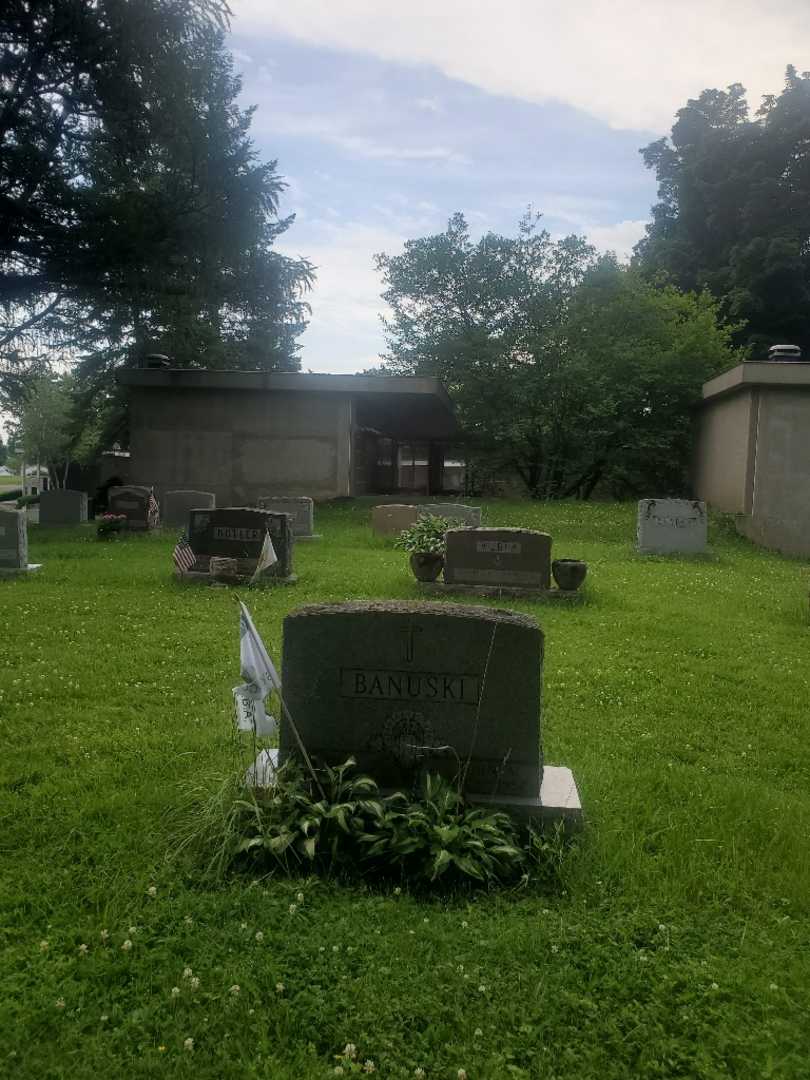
637;499;708;555
371;504;420;537
39;489;88;526
188;506;294;581
417;503;482;527
163;490;215;528
0;508;39;575
258;496;316;538
278;600;581;825
443;527;552;589
108;485;153;531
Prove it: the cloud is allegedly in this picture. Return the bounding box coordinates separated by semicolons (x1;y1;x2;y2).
230;0;810;131
586;219;648;261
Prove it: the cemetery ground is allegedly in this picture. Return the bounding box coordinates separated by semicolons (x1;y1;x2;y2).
2;500;810;1080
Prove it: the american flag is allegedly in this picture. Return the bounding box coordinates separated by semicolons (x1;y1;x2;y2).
148;490;160;528
173;533;196;574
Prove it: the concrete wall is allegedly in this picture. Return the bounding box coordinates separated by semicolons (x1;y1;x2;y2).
129;387;353;503
694;388;755;513
738;387;810;556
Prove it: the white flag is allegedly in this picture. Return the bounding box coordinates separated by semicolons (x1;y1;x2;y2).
250;530;278;584
232;601;281;736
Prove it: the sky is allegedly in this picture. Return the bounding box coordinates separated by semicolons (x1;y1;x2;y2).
226;0;810;374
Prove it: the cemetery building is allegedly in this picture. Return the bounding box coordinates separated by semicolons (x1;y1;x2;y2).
694;360;810;555
117;368;460;503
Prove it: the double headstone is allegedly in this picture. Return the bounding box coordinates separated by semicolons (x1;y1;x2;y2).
277;600;581;825
108;485;155;531
188;506;294;581
417;503;482;527
163;490;215;528
0;508;39;575
371;504;420;537
637;499;708;555
39;489;88;526
257;496;316;538
443;528;552;589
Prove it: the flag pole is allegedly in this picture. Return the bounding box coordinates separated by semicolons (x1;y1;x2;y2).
233;594;325;800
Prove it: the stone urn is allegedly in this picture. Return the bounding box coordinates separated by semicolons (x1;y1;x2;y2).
409;552;444;582
552;558;588;591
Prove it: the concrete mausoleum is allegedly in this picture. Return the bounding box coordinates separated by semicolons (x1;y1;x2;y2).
694;361;810;555
117;369;459;504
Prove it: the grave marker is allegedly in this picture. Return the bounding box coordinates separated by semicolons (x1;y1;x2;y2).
371;504;420;537
188;506;294;581
163;490;215;528
0;508;40;576
39;489;88;526
108;485;154;530
257;496;317;538
277;600;581;825
637;499;708;555
443;527;552;589
417;502;482;527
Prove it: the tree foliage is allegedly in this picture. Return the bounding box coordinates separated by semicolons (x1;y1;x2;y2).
635;66;810;355
376;213;740;498
1;0;313;447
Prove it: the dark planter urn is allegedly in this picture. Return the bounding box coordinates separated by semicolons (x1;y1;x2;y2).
552;558;588;591
409;552;444;582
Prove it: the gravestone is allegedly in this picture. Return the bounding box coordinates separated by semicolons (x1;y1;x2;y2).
278;601;581;825
163;490;215;528
443;527;552;589
39;489;88;526
417;502;482;527
637;499;708;555
108;485;153;531
257;496;317;539
371;504;420;537
188;506;294;581
0;508;39;575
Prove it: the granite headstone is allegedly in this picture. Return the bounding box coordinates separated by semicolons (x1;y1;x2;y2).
108;485;154;531
371;504;420;537
163;489;215;528
637;499;708;555
417;503;482;527
443;527;552;589
188;506;294;580
0;508;31;573
257;496;315;538
39;489;88;526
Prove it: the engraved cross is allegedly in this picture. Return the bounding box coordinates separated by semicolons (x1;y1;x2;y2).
400;623;422;664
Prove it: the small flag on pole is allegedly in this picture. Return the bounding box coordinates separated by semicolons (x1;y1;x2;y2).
250;529;277;584
233;600;280;737
147;490;160;528
173;533;196;574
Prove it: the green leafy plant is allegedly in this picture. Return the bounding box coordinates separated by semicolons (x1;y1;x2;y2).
172;759;542;889
394;514;456;555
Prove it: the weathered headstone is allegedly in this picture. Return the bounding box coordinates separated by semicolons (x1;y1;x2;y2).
163;490;215;528
371;504;420;537
188;506;294;581
417;502;482;527
257;496;316;538
0;508;39;575
278;600;581;825
108;485;153;531
637;499;708;555
39;489;88;526
443;527;552;589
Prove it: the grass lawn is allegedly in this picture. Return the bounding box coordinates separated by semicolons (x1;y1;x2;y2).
2;500;810;1080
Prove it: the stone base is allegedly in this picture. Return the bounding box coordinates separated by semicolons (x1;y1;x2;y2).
418;581;583;601
245;750;582;832
0;563;42;577
294;534;321;542
175;569;297;587
470;766;583;831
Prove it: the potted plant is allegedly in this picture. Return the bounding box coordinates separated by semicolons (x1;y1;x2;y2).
394;514;454;581
97;512;127;539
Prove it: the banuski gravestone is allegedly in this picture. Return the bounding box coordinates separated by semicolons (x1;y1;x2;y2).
443;527;552;589
278;600;581;826
637;499;708;555
188;506;294;581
